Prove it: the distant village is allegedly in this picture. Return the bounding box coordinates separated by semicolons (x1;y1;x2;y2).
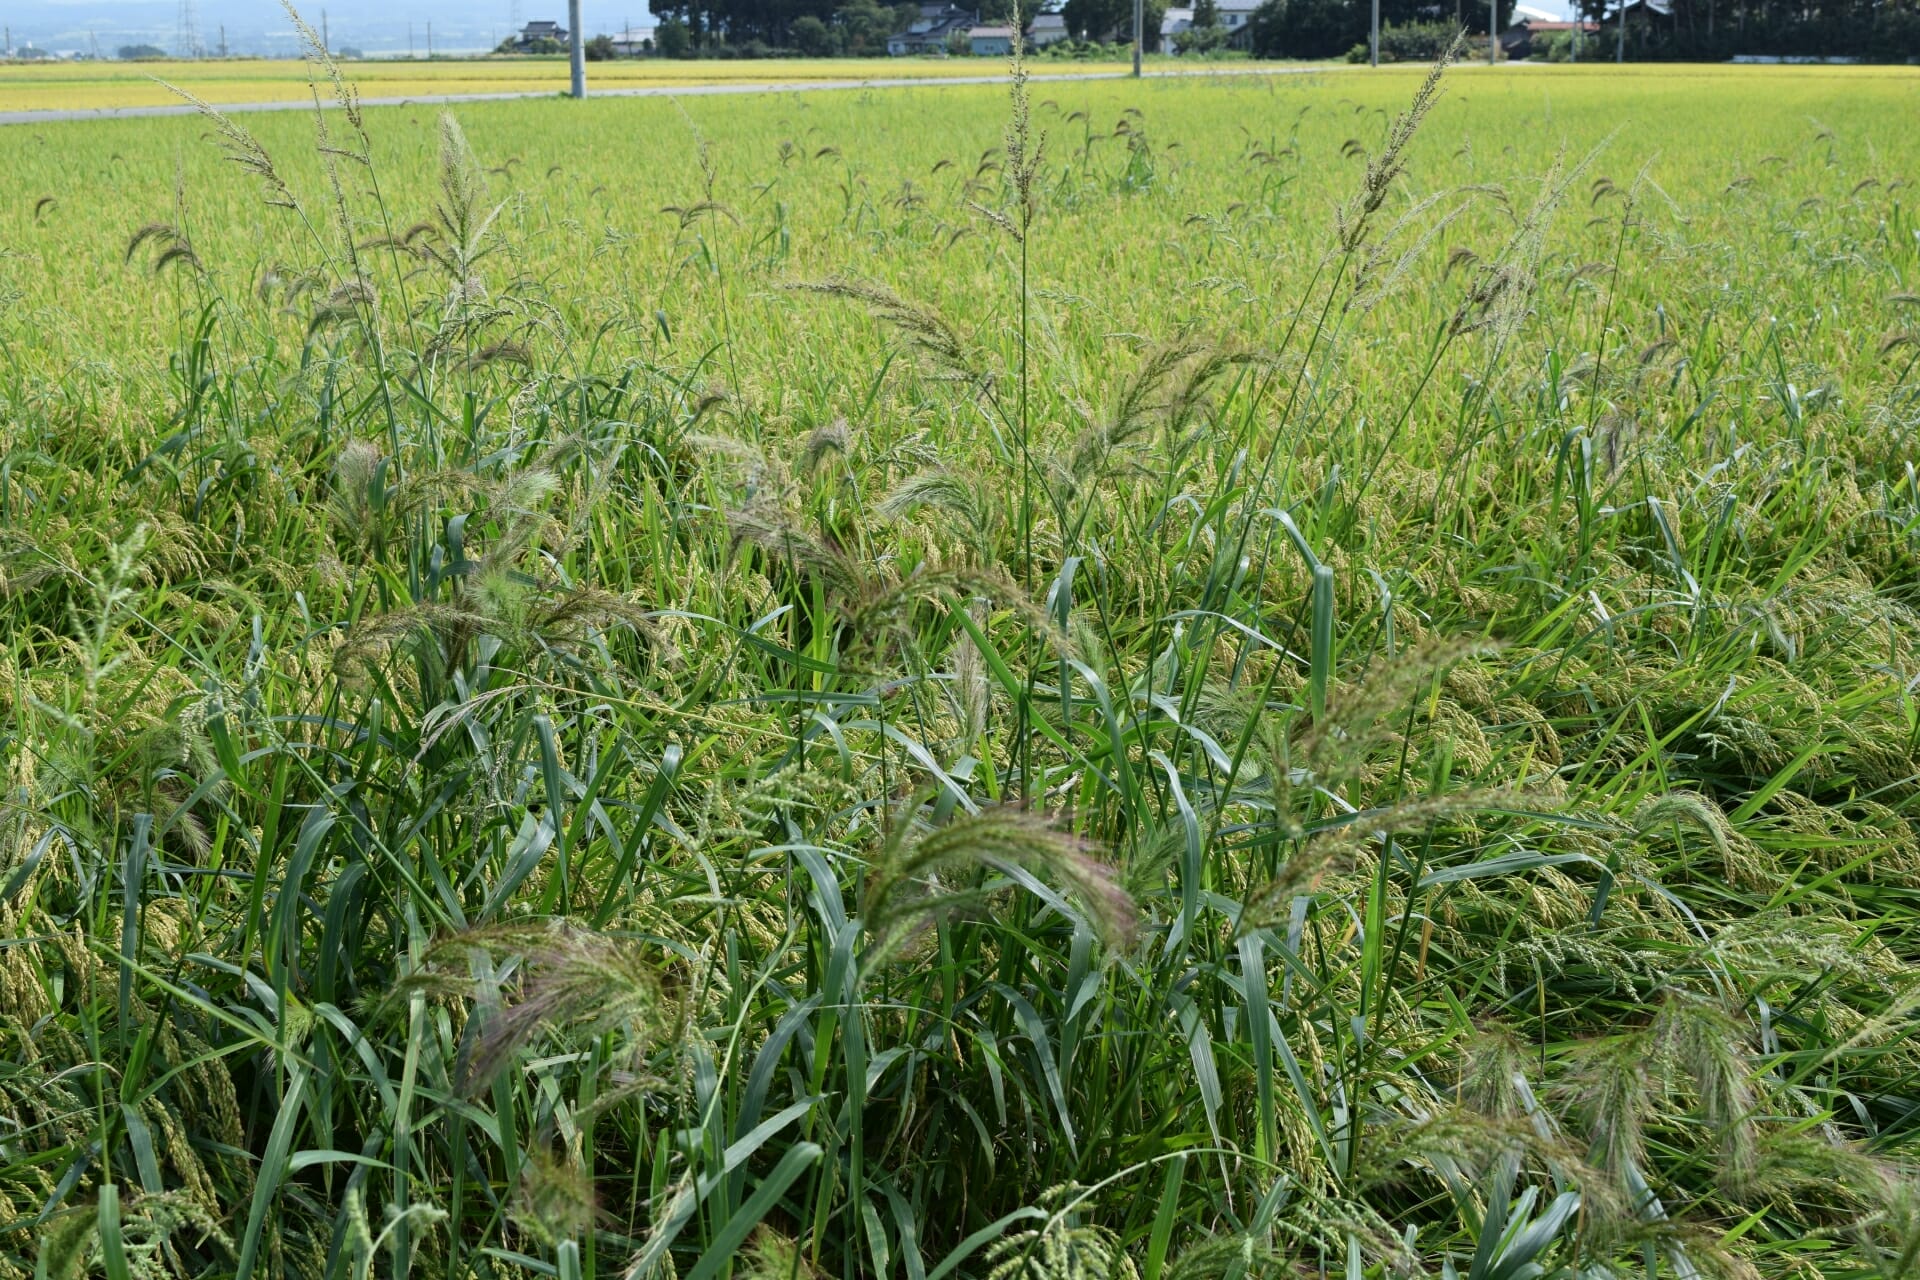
488;5;1263;59
868;2;1260;55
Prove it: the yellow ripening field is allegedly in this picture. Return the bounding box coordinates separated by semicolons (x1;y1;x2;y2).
0;55;1146;112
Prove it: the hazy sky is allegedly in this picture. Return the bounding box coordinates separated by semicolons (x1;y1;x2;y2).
1;0;654;56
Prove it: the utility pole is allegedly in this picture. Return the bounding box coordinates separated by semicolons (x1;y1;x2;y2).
569;0;587;96
564;0;579;94
1615;0;1625;60
1489;0;1497;62
1369;0;1379;64
427;21;434;55
3;27;10;58
219;24;227;56
322;9;330;52
1132;0;1143;75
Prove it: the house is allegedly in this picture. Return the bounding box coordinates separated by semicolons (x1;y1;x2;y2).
1025;11;1070;46
510;20;570;51
1161;0;1256;51
1217;0;1259;46
608;24;655;55
1158;7;1191;52
1501;17;1596;56
969;24;1016;53
886;5;977;54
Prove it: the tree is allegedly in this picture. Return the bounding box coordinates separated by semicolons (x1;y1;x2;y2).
1063;0;1163;40
655;17;694;55
1062;0;1106;38
118;44;169;59
1176;21;1232;48
1177;0;1233;49
1247;0;1359;55
836;0;903;53
1144;0;1171;44
791;14;838;52
585;33;618;58
1245;0;1517;56
1552;0;1920;61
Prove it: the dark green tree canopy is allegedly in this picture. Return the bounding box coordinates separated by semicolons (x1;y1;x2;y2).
1247;0;1511;56
653;17;695;54
1062;0;1166;40
650;0;918;46
1244;0;1918;59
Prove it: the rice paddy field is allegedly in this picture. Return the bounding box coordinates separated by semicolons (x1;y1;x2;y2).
0;57;1146;114
3;48;1920;1280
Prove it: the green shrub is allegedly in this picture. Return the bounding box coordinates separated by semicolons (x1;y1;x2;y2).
655;16;693;55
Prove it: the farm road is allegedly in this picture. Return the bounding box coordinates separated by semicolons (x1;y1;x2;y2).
0;62;1347;127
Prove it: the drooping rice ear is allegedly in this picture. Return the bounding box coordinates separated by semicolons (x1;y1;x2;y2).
864;804;1136;960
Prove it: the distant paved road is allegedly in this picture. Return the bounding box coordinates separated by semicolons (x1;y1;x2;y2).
0;63;1345;128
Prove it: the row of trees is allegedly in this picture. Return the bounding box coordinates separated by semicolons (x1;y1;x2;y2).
1244;0;1512;57
1057;0;1243;50
791;0;927;54
642;0;1177;56
640;0;1235;54
647;0;1023;48
1240;0;1918;59
634;0;1587;61
1565;0;1920;58
1058;0;1163;40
